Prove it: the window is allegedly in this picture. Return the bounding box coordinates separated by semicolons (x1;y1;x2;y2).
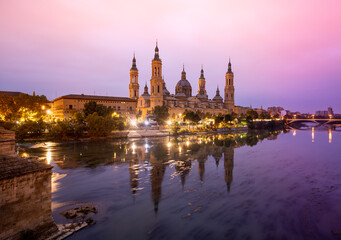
158;67;160;76
231;94;233;98
229;79;230;85
118;106;120;110
69;105;73;110
226;94;228;99
157;85;160;93
134;90;136;97
113;106;116;110
129;107;132;111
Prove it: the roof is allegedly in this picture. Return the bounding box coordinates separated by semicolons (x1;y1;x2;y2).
0;91;24;97
176;79;192;88
53;94;137;102
0;155;53;180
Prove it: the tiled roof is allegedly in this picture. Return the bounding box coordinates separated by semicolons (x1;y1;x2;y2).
54;94;136;102
0;155;52;180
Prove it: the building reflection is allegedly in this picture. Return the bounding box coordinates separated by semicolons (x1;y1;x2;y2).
23;131;280;213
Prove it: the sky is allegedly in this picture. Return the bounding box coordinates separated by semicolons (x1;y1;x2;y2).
0;0;341;113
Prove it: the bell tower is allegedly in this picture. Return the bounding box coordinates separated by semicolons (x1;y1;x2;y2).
129;53;139;99
224;58;235;111
150;41;164;108
197;65;207;96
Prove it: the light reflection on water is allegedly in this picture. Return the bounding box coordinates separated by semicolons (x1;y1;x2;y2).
17;130;341;240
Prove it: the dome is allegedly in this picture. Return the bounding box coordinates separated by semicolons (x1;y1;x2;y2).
176;79;191;88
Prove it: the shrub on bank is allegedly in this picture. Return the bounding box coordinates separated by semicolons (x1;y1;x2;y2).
15;119;46;140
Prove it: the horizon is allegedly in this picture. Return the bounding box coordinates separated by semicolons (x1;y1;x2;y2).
0;0;340;113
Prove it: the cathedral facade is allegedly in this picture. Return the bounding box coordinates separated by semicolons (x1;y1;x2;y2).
129;43;235;119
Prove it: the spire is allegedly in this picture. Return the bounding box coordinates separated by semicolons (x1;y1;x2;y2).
216;85;220;95
131;52;137;70
153;40;160;60
200;65;205;79
227;57;232;73
181;64;186;80
143;82;149;95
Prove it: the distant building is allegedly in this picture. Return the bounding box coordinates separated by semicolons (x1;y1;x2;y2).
0;91;24;97
316;107;333;117
52;94;137;119
234;106;250;115
134;42;236;119
267;106;284;116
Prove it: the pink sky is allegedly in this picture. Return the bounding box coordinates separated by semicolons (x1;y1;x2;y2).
0;0;341;113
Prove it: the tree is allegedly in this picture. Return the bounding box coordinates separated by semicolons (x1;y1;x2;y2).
172;122;180;135
0;93;49;121
152;106;169;125
246;109;258;120
86;112;114;137
83;101;112;117
183;110;201;124
214;114;224;125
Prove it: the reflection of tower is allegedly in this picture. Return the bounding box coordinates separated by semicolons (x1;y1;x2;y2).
224;147;234;192
212;150;223;168
175;160;192;188
150;153;166;214
129;158;139;195
129;53;139;99
198;156;207;183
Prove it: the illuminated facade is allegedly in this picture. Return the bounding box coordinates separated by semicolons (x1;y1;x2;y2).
53;94;137;119
135;43;235;119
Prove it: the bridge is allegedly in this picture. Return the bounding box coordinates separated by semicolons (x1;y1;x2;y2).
286;118;341;128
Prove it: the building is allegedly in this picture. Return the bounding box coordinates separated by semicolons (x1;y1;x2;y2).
316;107;333;118
136;43;235;119
53;94;137;119
0;91;24;97
267;106;284;116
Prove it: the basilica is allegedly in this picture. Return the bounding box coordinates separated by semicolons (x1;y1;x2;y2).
129;42;235;119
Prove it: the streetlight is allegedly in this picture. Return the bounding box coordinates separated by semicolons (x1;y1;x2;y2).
312;114;315;119
329;114;332;119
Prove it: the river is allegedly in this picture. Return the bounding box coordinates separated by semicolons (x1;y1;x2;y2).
18;129;341;240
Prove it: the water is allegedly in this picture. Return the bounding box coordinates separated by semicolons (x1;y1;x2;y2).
18;130;341;240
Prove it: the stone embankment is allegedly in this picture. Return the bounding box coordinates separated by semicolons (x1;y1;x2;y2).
0;127;58;240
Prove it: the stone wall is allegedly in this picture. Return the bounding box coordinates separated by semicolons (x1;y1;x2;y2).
0;127;15;156
0;166;57;240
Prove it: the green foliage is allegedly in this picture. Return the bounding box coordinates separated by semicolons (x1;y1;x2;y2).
152;106;169;125
214;114;224;125
48;120;84;139
15;119;46;140
183;110;201;123
83;101;112;117
113;116;126;131
0;93;49;121
86;113;114;137
259;112;271;119
172;122;180;135
246;109;258;119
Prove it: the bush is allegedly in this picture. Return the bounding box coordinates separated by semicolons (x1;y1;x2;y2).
86;113;114;137
15;119;46;140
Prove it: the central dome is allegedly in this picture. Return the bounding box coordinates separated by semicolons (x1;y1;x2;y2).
175;65;192;98
175;79;192;98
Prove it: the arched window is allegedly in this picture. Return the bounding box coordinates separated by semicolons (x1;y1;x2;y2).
157;85;160;93
228;79;231;85
154;67;157;76
158;67;160;76
134;90;136;97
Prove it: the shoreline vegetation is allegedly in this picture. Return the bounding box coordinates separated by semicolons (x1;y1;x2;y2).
0;99;286;142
